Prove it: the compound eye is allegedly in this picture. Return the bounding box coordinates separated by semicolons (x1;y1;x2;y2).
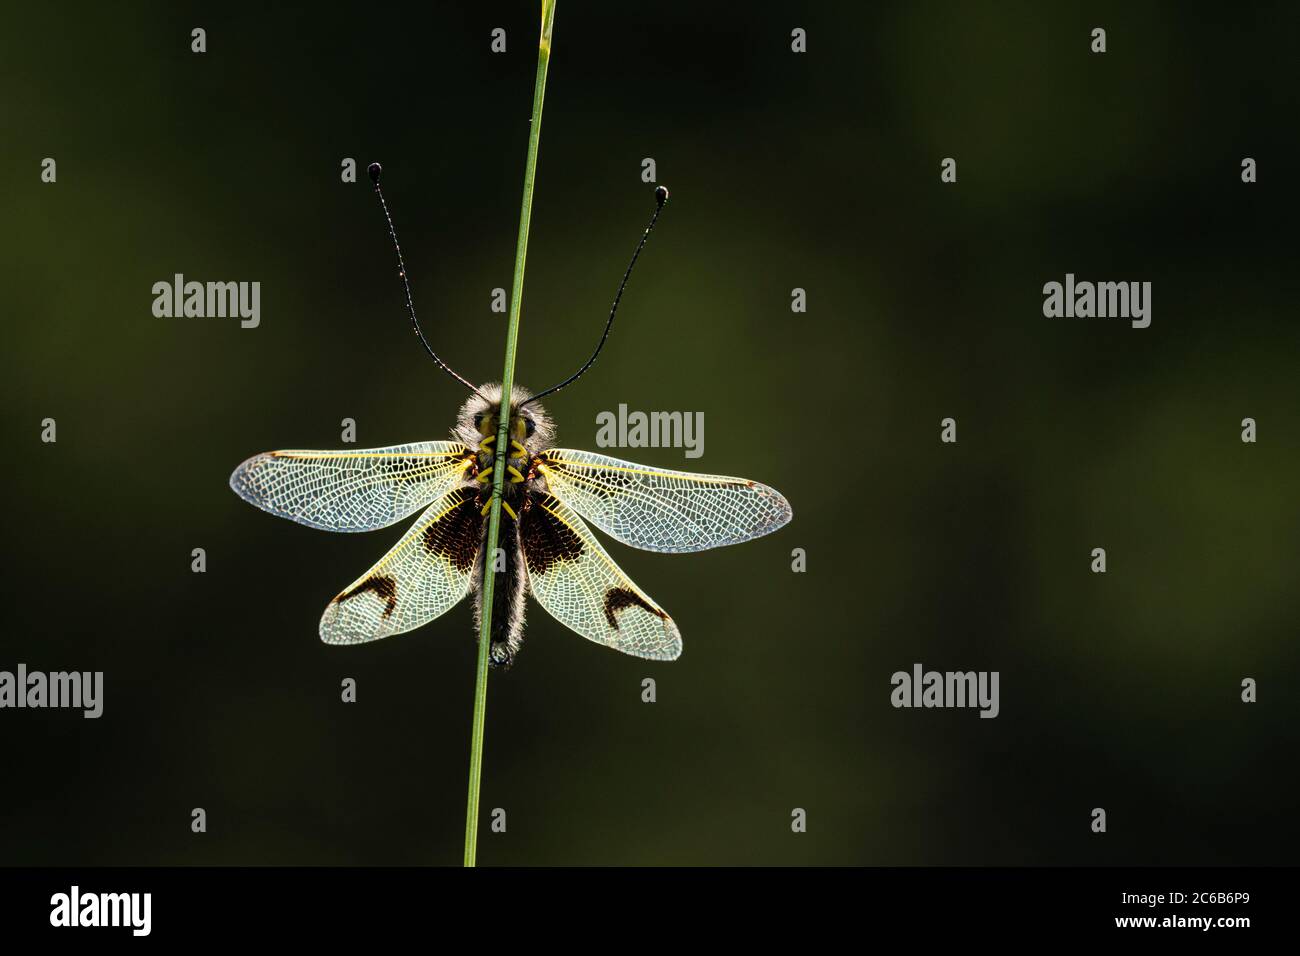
524;416;536;437
473;413;485;430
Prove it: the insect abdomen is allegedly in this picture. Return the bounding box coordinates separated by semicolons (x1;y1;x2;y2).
471;508;527;667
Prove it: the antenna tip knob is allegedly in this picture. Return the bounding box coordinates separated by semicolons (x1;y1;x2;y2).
654;185;669;205
367;162;382;184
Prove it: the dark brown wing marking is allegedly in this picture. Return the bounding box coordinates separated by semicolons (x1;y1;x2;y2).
520;494;585;574
338;574;398;619
602;586;667;630
423;488;483;572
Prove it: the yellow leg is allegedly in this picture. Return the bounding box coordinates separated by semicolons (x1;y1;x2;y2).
479;435;496;451
480;495;518;521
476;466;494;483
507;466;525;483
510;440;528;457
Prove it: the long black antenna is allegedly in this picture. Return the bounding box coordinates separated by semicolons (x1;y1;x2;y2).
368;162;482;395
522;186;669;407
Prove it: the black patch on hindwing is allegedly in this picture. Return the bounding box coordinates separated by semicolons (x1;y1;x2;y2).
338;574;398;619
520;494;585;573
422;488;482;572
602;586;665;630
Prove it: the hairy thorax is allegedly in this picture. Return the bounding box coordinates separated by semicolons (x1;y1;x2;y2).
453;384;555;508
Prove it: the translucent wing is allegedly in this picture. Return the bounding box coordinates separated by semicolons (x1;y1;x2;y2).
230;441;474;532
536;449;792;553
319;487;482;644
522;495;681;661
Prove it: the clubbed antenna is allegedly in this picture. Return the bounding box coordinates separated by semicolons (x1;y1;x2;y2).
368;162;483;396
522;186;669;406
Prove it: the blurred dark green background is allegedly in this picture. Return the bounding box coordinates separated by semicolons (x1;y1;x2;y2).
3;2;1298;866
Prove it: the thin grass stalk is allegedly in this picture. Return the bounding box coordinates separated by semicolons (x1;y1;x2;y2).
463;0;556;868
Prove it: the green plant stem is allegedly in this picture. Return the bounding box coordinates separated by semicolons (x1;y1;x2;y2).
464;0;556;869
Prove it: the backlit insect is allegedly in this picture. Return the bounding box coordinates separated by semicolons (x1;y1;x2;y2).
229;163;792;667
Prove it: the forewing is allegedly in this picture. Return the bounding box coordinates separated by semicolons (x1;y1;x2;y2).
230;441;474;532
536;449;792;553
319;487;482;644
522;495;681;661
